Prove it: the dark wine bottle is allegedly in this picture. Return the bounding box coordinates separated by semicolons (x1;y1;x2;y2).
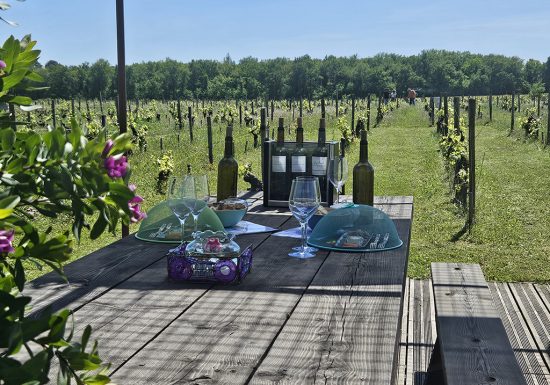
291;117;307;180
312;118;328;202
271;117;289;201
352;129;374;205
217;124;238;201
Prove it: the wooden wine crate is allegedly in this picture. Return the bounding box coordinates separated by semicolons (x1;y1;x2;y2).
262;140;339;207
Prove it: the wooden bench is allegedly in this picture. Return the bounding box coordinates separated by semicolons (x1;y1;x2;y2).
425;262;528;385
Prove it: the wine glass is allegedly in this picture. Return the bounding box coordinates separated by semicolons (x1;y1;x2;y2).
166;176;192;247
328;156;348;204
183;174;210;233
288;176;321;259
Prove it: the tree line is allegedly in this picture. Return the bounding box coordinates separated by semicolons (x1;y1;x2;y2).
33;50;550;101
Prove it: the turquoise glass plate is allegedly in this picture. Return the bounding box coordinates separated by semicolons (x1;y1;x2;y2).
307;204;403;253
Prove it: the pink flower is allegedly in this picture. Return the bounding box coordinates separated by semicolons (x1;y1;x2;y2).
104;155;128;179
102;139;114;157
0;60;6;69
127;185;146;223
204;237;222;253
0;229;15;254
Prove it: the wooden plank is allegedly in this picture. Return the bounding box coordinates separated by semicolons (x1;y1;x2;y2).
110;217;331;384
396;278;410;385
338;196;414;205
51;213;292;374
406;277;415;385
431;263;528;385
26;211;283;318
490;283;550;385
508;284;550;375
249;217;411;384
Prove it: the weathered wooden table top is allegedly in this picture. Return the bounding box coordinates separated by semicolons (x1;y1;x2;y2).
27;194;413;384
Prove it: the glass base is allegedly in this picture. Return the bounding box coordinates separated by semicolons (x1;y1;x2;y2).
288;250;317;259
292;246;318;253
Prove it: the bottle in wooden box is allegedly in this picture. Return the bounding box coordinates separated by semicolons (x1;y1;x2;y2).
271;117;290;200
291;117;308;180
312;118;328;202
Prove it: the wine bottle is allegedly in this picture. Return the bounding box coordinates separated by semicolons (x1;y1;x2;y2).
291;117;307;180
312;118;328;202
217;124;238;201
352;129;374;206
271;117;289;201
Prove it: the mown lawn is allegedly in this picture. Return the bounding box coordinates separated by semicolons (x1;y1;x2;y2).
28;100;550;282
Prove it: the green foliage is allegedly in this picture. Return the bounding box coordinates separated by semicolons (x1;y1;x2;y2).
336;116;353;146
518;107;541;138
155;151;174;194
0;35;141;385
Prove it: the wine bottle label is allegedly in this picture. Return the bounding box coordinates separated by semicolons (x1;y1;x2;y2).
291;156;306;173
312;156;327;175
272;156;287;173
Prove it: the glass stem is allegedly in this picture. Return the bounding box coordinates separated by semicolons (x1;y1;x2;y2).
300;221;307;253
336;188;340;204
192;214;199;233
180;220;186;246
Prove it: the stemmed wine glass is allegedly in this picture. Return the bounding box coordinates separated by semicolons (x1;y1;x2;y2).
166;176;193;247
328;156;348;205
183;174;210;233
288;176;321;259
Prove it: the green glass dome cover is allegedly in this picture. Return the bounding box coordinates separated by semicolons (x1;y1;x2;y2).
135;200;224;244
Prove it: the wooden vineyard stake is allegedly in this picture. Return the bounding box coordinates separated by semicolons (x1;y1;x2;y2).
260;107;267;184
489;94;493;122
537;96;541;117
321;98;326;119
299;98;303;117
443;96;449;135
177;133;180;143
160;137;163;151
51;99;56;128
188;106;194;142
265;98;269;118
251;100;254;115
453;97;460;136
517;93;521;112
468;98;476;231
245;140;248;153
207;116;213;164
71;99;75;117
366;95;371;131
510;92;515;132
271;100;274;121
239;104;242;126
430;97;435;126
335;90;339;117
351;96;355;134
177;100;182;130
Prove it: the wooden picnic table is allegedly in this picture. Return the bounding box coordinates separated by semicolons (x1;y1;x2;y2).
27;193;413;384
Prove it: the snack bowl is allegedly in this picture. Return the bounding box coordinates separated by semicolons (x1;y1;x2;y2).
211;198;248;227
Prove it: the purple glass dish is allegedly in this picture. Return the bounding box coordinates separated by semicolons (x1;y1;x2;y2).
167;243;253;284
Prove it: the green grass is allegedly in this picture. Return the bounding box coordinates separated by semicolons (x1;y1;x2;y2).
27;99;550;282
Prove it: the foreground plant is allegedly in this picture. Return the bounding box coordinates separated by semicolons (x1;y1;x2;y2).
0;35;143;384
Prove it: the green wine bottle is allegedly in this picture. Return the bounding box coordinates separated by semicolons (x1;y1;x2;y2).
312;118;328;202
217;124;238;201
352;129;374;205
291;117;307;180
271;117;289;201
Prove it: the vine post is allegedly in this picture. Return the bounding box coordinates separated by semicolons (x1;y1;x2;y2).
510;92;515;132
429;96;435;126
51;99;56;128
188;106;194;142
271;100;274;121
351;96;355;135
207;115;213;164
489;93;493;122
468;98;476;231
366;94;371;131
260;107;267;184
453;96;460;134
321;98;325;119
443;95;449;135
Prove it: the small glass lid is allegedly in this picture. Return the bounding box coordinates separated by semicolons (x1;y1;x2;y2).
186;230;241;258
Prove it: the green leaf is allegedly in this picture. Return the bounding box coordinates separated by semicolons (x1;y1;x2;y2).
81;325;91;352
18;104;43;112
1;127;16;149
14;259;25;292
81;374;111;385
0;195;20;210
90;214;107;240
8;95;32;106
0;68;27;90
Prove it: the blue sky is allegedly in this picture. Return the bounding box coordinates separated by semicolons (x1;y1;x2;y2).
5;0;550;65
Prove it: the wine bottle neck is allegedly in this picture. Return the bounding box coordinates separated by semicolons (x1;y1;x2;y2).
224;136;234;158
277;128;285;145
360;140;369;161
